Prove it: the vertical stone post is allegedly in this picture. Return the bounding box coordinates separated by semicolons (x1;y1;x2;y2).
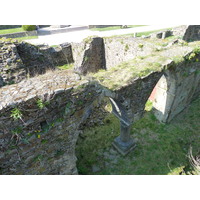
112;121;136;156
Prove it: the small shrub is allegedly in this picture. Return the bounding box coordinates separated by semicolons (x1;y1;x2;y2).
22;25;36;31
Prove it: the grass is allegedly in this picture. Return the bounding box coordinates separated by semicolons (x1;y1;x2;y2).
0;27;25;34
91;55;163;90
113;28;173;38
57;63;74;70
90;25;146;32
16;36;38;41
76;96;200;175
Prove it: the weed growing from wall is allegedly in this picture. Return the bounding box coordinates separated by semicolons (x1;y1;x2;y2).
36;99;49;109
10;108;23;120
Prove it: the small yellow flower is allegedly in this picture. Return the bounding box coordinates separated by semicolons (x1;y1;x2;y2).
37;135;41;139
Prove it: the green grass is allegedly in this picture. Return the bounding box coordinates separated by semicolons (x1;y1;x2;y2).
91;55;163;90
76;96;200;175
57;63;74;70
91;25;146;32
16;36;38;41
0;27;25;35
115;28;173;38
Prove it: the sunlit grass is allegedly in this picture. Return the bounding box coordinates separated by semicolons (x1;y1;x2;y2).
76;96;200;175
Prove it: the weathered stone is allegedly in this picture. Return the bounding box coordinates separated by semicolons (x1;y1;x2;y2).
74;37;106;75
183;25;200;41
92;165;101;173
0;27;200;174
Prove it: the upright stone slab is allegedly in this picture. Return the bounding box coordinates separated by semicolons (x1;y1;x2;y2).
74;37;106;75
183;25;200;41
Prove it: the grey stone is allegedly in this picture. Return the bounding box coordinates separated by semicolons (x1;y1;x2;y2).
92;165;101;173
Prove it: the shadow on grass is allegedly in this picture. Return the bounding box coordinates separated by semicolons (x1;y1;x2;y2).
76;98;200;175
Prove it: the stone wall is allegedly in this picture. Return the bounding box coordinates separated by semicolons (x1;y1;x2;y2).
73;37;106;75
104;37;157;69
0;39;73;87
1;48;200;174
153;52;200;122
0;71;102;174
72;36;162;74
1;29;200;174
0;39;27;87
183;25;200;42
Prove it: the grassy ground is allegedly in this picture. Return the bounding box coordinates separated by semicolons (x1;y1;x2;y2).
90;25;146;32
0;27;24;34
76;96;200;175
117;28;173;38
17;36;38;41
0;27;38;41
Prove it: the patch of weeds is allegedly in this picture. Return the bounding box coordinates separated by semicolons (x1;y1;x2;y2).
188;52;196;61
10;108;23;120
50;45;59;48
193;46;200;54
161;43;168;47
57;63;74;70
84;56;89;62
83;35;98;44
33;155;44;163
77;100;84;106
183;71;189;77
138;43;144;49
139;68;152;77
21;138;29;144
11;126;23;135
137;56;146;60
36;99;49;109
124;44;129;52
154;47;164;52
172;55;184;64
145;100;153;111
41;139;48;144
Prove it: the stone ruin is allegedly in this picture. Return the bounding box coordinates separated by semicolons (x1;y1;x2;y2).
0;25;200;174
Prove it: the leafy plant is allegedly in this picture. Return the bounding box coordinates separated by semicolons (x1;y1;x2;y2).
10;108;23;120
36;99;49;109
